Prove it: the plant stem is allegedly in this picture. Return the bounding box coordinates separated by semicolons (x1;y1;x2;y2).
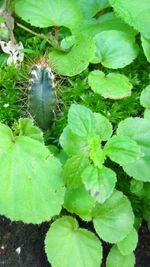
16;22;65;51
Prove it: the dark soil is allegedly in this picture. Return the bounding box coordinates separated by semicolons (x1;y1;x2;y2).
0;216;150;267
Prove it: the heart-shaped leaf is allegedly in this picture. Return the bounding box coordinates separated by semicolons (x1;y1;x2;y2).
93;30;139;68
88;70;132;99
45;216;102;267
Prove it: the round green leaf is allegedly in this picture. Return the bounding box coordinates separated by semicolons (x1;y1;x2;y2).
15;0;83;29
110;0;150;39
140;85;150;108
93;30;139;68
117;118;150;181
45;216;102;267
49;34;95;76
106;245;135;267
88;70;132;99
117;228;138;256
141;36;150;63
82;165;116;204
93;190;134;243
0;123;65;223
64;185;95;221
104;135;142;166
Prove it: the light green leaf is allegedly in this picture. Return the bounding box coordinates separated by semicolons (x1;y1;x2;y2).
141;36;150;62
76;0;109;18
117;118;150;181
140;85;150;108
106;245;135;267
15;0;83;29
144;109;150;121
93;190;134;243
0;123;65;223
97;12;137;37
16;118;44;143
61;35;76;51
104;135;142;166
63;155;89;189
64;185;95;221
117;228;138;256
82;165;116;204
49;34;95;76
88;70;132;99
45;216;102;267
67;104;112;139
93;30;139;68
74;12;136;38
94;112;113;141
110;0;150;39
59;126;88;156
68;104;95;137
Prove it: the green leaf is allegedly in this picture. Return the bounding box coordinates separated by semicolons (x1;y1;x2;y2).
49;34;95;76
63;155;89;189
88;70;132;99
59;126;88;156
93;30;139;68
117;118;150;181
16;118;44;143
68;104;95;137
97;12;137;37
82;165;116;204
15;0;83;29
93;112;113;141
45;216;102;267
93;190;134;243
104;135;142;166
74;12;137;38
76;0;109;18
144;109;150;121
67;104;112;139
141;36;150;62
117;228;138;256
106;245;135;267
0;123;65;223
64;185;95;221
110;0;150;39
140;85;150;108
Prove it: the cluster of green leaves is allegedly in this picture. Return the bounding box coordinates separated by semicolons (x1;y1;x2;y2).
0;110;140;267
14;0;150;100
0;0;150;266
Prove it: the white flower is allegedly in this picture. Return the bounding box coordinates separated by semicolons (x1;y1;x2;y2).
0;40;24;66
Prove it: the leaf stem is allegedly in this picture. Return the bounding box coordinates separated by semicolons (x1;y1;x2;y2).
16;22;65;51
